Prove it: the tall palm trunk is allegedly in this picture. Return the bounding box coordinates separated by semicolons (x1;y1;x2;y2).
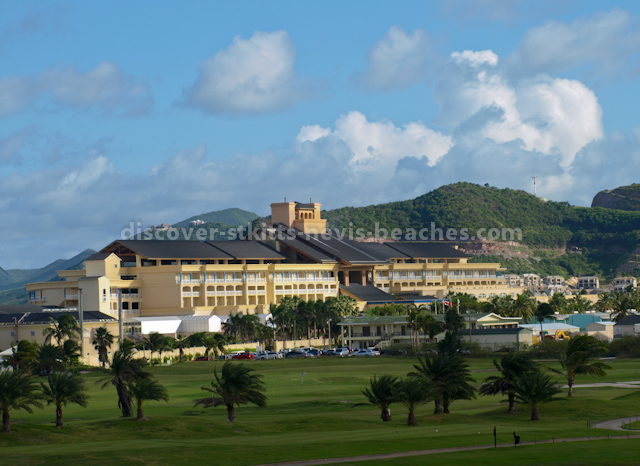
55;405;64;428
507;392;517;413
531;404;540;421
407;410;417;426
2;409;10;433
226;404;236;422
434;398;443;414
567;374;574;397
116;381;133;417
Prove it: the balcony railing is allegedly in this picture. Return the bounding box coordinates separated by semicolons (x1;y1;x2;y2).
64;294;79;300
204;278;244;284
180;279;201;284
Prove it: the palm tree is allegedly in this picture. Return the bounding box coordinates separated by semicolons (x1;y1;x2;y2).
510;290;536;323
40;372;89;428
410;354;475;414
43;314;80;346
223;313;244;340
549;292;569;314
361;375;398;422
92;327;114;369
394;377;431;426
99;348;149;417
513;370;562;421
552;335;611;396
4;340;39;373
129;378;169;421
35;343;64;375
202;333;228;359
479;352;537;413
194;362;267;422
568;294;592;314
534;302;554;343
595;292;614;313
143;332;168;364
172;334;189;362
62;339;81;369
0;371;42;433
417;313;444;342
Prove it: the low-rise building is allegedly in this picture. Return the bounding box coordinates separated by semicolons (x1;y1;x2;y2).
614;315;640;338
522;274;540;287
586;321;616;342
578;276;600;290
544;275;565;286
613;277;637;291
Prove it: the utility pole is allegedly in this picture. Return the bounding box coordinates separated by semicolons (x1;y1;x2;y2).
118;288;123;345
531;175;537;197
79;289;84;360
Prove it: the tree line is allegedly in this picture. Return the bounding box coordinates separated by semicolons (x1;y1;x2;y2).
363;335;610;426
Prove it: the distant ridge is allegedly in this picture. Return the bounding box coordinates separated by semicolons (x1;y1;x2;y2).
592;184;640;212
0;249;96;304
172;208;259;229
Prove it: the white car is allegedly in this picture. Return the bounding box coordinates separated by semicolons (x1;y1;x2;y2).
352;349;377;357
255;351;280;360
331;348;350;357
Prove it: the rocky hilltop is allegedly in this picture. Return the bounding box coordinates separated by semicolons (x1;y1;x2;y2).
592;184;640;211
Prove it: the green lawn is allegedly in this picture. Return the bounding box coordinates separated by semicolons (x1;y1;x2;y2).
1;356;640;466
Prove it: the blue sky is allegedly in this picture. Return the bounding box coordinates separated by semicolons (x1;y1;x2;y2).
2;0;640;269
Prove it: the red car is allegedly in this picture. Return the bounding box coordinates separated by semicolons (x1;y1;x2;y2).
232;352;255;360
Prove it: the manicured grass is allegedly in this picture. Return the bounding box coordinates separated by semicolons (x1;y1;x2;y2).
1;356;640;466
622;420;640;430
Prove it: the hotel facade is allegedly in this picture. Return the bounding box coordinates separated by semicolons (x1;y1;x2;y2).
25;200;522;332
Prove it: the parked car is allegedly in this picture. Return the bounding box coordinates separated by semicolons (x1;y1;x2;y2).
352;349;377;357
305;348;321;357
255;351;280;360
285;350;312;359
321;348;335;356
232;352;255;360
331;348;350;357
367;348;381;356
194;356;213;361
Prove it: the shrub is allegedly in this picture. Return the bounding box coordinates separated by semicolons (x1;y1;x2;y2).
608;336;640;357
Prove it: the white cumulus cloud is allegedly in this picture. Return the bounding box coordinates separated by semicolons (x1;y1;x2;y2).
358;26;435;89
507;8;640;79
0;62;152;117
182;30;311;115
296;111;453;170
436;50;603;166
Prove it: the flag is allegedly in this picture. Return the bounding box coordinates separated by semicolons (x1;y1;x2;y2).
443;299;452;307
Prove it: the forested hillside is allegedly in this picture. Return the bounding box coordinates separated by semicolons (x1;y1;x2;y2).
324;183;640;278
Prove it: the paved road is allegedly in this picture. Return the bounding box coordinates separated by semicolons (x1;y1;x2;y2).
254;434;640;466
593;416;640;431
565;381;640;389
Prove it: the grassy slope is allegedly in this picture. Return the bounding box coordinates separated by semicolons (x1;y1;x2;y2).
2;357;640;466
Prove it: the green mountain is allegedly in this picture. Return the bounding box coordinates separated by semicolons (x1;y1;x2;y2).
592;184;640;211
0;249;96;304
172;208;259;229
324;182;640;278
0;266;15;287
